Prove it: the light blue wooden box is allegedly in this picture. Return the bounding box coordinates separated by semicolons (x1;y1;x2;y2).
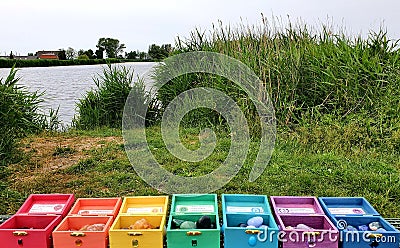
222;194;278;248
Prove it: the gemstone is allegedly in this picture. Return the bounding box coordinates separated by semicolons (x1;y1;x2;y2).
369;222;382;231
248;236;257;246
247;216;264;228
376;228;387;232
346;225;357;231
79;223;105;231
172;219;185;228
129;218;153;229
196;215;212;229
296;224;312;230
180;221;197;229
358;225;368;231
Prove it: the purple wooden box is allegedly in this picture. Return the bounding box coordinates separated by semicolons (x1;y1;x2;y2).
270;196;325;215
276;215;339;248
270;196;338;248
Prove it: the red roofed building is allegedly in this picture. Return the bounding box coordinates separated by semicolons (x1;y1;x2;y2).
36;51;60;60
38;53;58;59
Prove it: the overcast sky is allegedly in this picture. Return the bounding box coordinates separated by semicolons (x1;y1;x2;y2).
1;0;399;56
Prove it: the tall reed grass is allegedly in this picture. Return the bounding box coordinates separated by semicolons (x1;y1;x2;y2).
0;66;58;164
153;17;400;150
73;64;159;129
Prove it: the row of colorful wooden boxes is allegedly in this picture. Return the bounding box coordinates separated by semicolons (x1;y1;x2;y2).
0;194;399;248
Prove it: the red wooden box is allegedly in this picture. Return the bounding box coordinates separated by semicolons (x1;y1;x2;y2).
0;215;62;248
16;194;75;218
0;194;75;248
68;197;122;219
52;216;113;248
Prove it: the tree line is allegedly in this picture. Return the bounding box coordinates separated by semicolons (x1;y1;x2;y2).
60;38;172;61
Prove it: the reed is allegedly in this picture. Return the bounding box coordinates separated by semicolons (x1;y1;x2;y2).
153;17;400;150
0;66;57;163
73;64;159;129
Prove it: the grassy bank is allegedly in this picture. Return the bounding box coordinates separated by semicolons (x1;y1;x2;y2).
1;18;399;218
1;126;399;217
0;58;153;68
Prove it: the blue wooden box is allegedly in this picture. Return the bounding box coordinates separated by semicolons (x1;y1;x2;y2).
222;194;278;248
167;194;220;248
319;197;400;248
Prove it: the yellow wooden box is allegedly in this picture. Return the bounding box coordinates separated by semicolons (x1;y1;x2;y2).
109;215;166;248
119;196;169;215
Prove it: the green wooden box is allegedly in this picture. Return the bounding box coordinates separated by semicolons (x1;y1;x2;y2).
167;194;220;248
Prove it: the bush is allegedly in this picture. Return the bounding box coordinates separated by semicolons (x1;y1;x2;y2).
0;67;56;163
73;64;159;129
77;54;90;60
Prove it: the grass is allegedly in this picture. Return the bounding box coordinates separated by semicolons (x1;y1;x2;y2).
2;125;399;218
52;146;76;157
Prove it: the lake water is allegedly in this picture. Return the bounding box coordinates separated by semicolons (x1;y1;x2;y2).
0;62;156;126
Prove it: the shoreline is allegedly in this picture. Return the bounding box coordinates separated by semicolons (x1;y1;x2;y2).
0;58;155;68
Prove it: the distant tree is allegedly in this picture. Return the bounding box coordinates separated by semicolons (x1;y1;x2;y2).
148;44;171;60
84;49;95;59
138;51;147;60
78;49;95;59
125;50;138;59
95;48;104;59
9;52;14;59
96;38;126;58
77;54;89;60
28;53;34;56
66;47;77;60
58;49;67;60
161;44;172;54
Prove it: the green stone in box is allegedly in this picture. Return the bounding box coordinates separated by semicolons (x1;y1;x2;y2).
167;194;220;248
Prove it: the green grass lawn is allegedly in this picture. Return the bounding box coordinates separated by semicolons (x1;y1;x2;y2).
2;125;399;217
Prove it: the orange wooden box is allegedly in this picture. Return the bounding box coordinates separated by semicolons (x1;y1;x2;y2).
68;197;122;219
52;216;113;248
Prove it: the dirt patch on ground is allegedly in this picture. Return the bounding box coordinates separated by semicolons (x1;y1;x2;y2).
20;135;123;171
